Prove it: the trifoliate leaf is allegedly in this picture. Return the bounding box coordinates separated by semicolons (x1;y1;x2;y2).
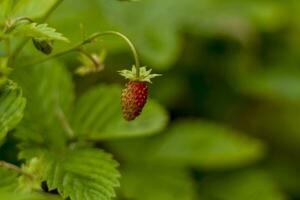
0;80;26;142
12;23;69;42
43;147;120;200
152;120;265;169
71;84;168;140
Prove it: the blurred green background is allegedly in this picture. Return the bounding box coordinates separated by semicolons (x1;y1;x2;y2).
52;0;300;199
3;0;300;199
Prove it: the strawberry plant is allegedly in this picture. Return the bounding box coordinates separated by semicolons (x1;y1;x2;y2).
0;0;166;199
1;0;299;200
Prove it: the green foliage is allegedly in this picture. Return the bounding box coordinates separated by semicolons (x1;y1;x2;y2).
12;23;68;42
198;169;287;200
12;61;73;159
11;0;60;19
0;0;13;21
72;84;168;140
44;147;120;200
152;120;265;169
0;192;63;200
0;81;25;142
0;167;63;200
120;166;197;200
0;168;18;192
1;0;300;200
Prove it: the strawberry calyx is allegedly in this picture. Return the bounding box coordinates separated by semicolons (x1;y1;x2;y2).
118;65;161;83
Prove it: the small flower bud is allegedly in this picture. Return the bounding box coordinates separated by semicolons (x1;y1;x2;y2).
32;38;53;55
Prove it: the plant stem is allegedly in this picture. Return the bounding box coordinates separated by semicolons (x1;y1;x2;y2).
86;31;141;77
0;160;35;180
55;106;75;140
77;48;99;68
9;0;65;65
20;31;141;77
41;0;65;22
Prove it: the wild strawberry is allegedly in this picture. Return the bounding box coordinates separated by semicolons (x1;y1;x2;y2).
121;81;148;121
119;66;161;121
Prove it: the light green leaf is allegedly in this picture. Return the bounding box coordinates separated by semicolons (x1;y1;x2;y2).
152;120;265;169
0;0;13;21
13;23;69;42
71;84;168;140
12;0;60;19
44;147;120;200
0;168;62;200
12;61;74;159
198;169;287;200
0;80;26;142
119;165;197;200
0;167;19;192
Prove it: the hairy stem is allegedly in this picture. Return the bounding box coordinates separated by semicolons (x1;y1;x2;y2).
0;160;35;180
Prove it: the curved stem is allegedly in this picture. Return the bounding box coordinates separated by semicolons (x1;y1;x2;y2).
20;31;141;77
13;16;34;23
84;31;140;77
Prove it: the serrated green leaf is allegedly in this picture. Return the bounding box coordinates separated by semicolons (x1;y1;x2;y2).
198;169;287;200
71;84;168;140
44;147;120;200
12;23;69;42
119;165;197;200
12;61;74;159
151;120;265;169
0;80;26;142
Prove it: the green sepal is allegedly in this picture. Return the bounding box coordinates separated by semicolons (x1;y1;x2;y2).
118;65;161;83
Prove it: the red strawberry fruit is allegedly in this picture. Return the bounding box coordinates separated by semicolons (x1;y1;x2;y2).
119;66;161;121
121;81;148;121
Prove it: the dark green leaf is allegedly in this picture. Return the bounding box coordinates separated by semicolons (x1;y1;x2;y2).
0;80;26;142
44;147;120;200
72;84;168;140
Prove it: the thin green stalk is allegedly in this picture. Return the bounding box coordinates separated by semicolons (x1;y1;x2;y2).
0;160;35;180
20;31;141;77
55;106;75;140
86;31;140;77
10;0;65;65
